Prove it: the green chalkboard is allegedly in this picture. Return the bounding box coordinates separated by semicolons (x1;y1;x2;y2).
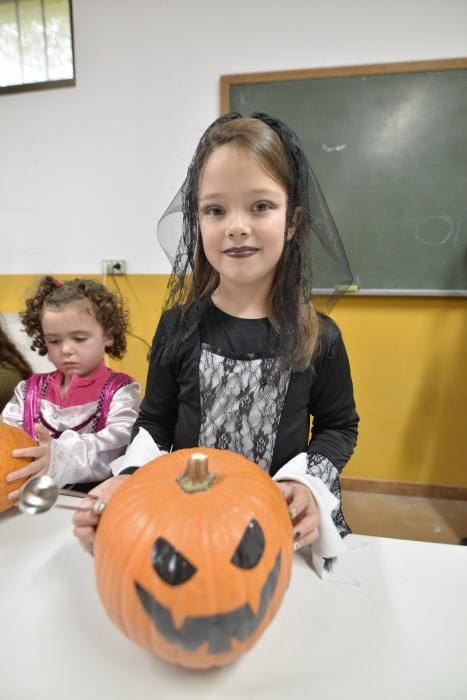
221;60;467;295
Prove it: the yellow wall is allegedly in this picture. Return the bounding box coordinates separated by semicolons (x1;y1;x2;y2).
332;296;466;487
2;275;466;487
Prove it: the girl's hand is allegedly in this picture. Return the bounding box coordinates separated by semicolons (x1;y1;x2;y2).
72;475;130;555
276;480;321;549
7;424;52;501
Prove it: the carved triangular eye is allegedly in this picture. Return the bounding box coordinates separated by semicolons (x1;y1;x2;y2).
230;519;265;570
152;537;197;585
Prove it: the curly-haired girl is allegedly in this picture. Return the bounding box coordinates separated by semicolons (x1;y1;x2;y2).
2;276;140;498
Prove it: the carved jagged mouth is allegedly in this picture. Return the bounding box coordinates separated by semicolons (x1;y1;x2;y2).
135;550;282;654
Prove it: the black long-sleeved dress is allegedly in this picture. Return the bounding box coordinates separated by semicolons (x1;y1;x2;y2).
130;300;359;535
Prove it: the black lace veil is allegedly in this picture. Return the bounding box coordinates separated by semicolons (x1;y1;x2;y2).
155;112;353;362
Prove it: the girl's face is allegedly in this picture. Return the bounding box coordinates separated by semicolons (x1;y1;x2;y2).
41;303;112;380
198;145;294;292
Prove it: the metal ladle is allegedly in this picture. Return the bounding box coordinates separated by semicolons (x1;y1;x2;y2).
17;474;107;515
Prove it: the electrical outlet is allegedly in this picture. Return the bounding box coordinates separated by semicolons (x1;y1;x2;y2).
101;259;126;275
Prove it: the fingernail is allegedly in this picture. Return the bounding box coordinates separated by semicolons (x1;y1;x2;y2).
5;474;14;482
93;501;106;515
289;506;297;519
12;450;19;457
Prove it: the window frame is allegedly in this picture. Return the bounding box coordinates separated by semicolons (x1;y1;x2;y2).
0;0;75;95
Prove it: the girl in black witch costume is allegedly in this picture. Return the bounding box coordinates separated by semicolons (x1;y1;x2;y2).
73;113;359;577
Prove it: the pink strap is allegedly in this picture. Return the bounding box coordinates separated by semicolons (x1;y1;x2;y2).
94;373;133;432
23;374;48;440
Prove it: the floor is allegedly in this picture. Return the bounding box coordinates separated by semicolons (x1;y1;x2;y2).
341;490;467;545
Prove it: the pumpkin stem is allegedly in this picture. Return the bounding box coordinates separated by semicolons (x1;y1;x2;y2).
176;453;217;493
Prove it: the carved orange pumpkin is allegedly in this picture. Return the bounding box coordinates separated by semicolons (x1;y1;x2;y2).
0;424;36;513
94;448;293;669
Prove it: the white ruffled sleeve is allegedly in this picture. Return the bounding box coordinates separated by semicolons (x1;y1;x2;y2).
1;380;27;429
110;427;167;474
273;452;359;584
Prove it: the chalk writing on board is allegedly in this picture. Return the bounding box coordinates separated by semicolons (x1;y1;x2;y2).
414;214;453;246
379;214;467;251
322;144;348;152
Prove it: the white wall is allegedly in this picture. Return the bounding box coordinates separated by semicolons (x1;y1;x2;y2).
1;0;466;274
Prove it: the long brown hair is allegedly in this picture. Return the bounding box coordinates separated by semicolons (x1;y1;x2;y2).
182;116;320;370
0;323;33;379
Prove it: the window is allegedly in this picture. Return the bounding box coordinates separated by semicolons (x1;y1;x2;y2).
0;0;74;94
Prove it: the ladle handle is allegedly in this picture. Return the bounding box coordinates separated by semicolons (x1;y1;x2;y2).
55;502;106;514
58;488;99;500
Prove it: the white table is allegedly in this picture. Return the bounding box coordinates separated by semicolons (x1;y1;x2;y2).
1;498;466;700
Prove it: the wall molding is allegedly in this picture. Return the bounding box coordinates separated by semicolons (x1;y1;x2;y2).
341;477;467;501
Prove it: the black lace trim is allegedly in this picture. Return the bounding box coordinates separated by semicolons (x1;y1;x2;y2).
306;453;351;537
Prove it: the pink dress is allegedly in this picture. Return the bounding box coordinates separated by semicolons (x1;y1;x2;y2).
2;362;140;487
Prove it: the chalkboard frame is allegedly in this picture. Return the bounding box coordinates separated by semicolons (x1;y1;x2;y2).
220;58;467;296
